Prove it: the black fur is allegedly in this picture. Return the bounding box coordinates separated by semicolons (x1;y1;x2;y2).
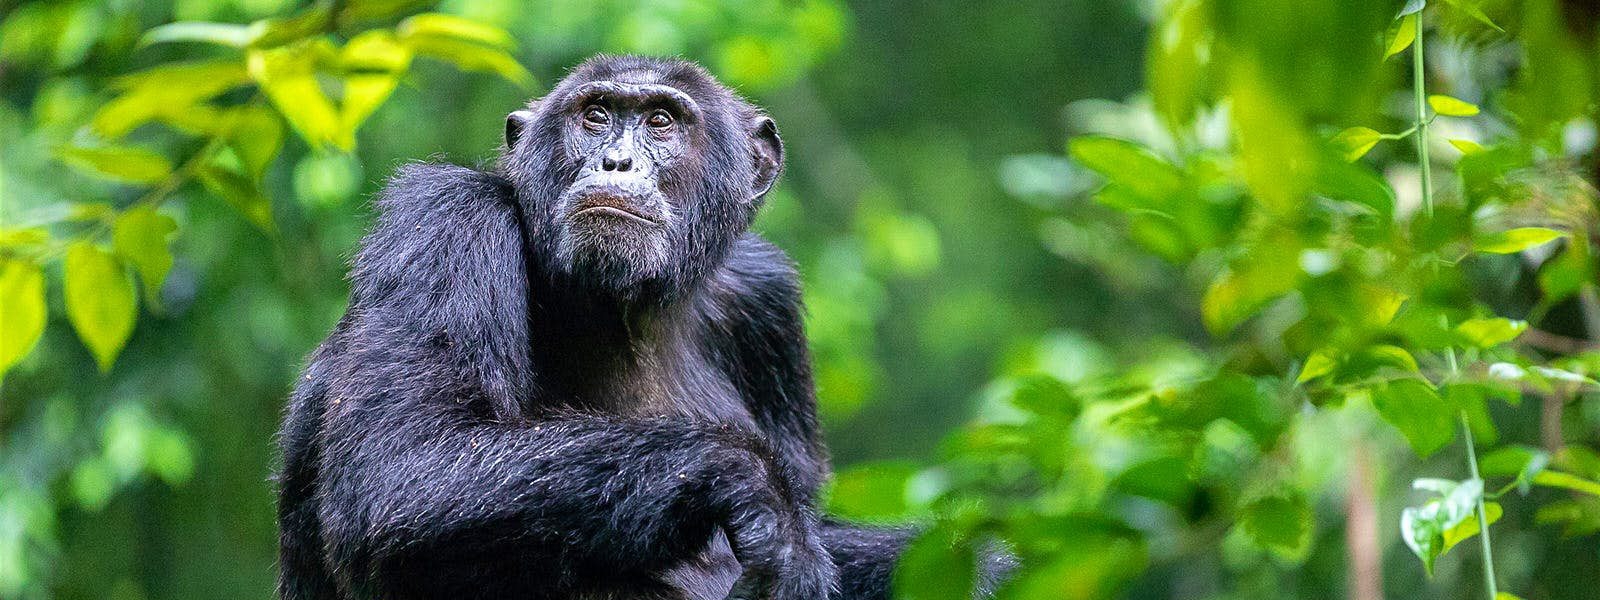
275;56;936;600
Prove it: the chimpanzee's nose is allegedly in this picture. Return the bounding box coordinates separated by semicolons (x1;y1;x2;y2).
601;153;633;172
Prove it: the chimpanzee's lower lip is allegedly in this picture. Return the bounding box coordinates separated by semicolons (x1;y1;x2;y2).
574;205;659;225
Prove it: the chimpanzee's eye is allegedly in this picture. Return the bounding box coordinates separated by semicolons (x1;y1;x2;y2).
645;110;673;129
582;106;610;126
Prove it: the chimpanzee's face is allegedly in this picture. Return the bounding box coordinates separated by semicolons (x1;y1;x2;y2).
503;57;784;301
548;80;699;289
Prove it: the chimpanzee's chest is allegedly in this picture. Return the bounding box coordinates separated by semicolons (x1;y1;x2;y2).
539;335;759;430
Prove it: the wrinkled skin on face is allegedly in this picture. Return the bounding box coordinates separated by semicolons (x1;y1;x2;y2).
501;57;783;302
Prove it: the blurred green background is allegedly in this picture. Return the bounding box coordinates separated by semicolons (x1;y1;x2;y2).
2;0;1599;599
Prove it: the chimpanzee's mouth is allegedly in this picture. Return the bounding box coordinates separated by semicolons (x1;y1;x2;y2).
571;192;660;226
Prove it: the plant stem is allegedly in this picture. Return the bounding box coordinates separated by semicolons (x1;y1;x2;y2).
1444;333;1498;599
1460;411;1499;599
1412;14;1434;218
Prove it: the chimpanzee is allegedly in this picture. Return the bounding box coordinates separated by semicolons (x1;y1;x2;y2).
274;55;968;600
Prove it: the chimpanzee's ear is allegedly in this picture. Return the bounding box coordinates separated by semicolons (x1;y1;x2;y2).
749;116;784;202
505;108;537;149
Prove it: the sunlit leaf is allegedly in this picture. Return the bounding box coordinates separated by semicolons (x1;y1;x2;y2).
1448;139;1484;154
1442;501;1501;552
1373;379;1455;457
1067;136;1184;205
0;259;48;378
1297;349;1337;383
248;40;346;149
1439;0;1504;32
339;31;413;134
1399;0;1427;16
59;145;172;184
1475;227;1567;254
397;13;514;49
1332;126;1383;162
1533;471;1600;498
1400;504;1443;576
93;60;250;138
229;105;284;181
140;21;256;48
1454;317;1526;348
1385;14;1418;59
1229;61;1312;214
64;242;137;371
403;34;533;89
1148;0;1210;128
197;166;276;233
1428;94;1480;117
112;206;178;306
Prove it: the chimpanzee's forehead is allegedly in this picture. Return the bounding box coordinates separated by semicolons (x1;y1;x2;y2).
562;56;731;105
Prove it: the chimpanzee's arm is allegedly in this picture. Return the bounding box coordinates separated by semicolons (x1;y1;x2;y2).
280;164;832;599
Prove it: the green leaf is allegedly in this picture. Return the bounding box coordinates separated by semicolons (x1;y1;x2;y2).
823;461;919;520
1067;136;1185;208
64;242;137;371
248;40;346;149
139;21;256;48
893;524;976;600
402;34;533;89
1148;0;1210;128
1442;501;1501;552
1475;227;1567;254
1385;13;1418;59
339;31;413;135
1449;139;1484;154
1533;471;1600;498
112;206;178;306
1428;94;1481;117
197;166;276;233
228;106;284;181
1439;0;1504;31
1496;594;1526;600
92;60;251;139
1373;379;1455;457
1009;373;1081;420
1454;317;1527;348
1332;126;1383;162
1239;492;1312;558
1297;349;1338;383
59;145;172;184
0;258;48;378
1400;504;1444;576
397;13;515;50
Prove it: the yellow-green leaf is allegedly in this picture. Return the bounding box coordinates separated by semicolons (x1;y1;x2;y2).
1428;94;1481;117
1449;139;1484;154
140;21;256;48
64;242;137;371
112;206;178;306
1475;227;1567;254
1385;13;1418;59
397;13;515;50
228;106;284;181
1440;0;1505;32
1495;594;1525;600
59;145;172;184
1533;471;1600;497
1455;317;1527;348
1332;126;1383;162
93;60;250;138
339;31;412;134
0;258;48;378
197;166;276;233
1297;349;1338;383
1441;501;1502;552
403;34;533;88
248;41;346;149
